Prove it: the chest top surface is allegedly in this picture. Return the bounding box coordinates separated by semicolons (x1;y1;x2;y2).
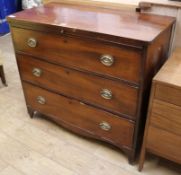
8;2;175;43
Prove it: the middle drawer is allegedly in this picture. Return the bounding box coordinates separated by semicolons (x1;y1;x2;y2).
17;54;138;119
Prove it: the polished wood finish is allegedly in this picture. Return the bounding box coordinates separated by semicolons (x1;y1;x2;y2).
12;27;142;84
8;3;175;44
150;100;181;136
133;26;173;154
155;84;181;106
147;126;181;163
23;82;134;148
154;48;181;87
8;2;175;163
139;48;181;171
17;54;138;118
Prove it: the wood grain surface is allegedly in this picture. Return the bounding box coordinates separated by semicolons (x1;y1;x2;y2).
150;99;181;136
147;126;181;164
8;2;175;163
8;2;175;43
12;27;142;84
154;48;181;88
17;54;139;118
139;48;181;171
23;82;134;148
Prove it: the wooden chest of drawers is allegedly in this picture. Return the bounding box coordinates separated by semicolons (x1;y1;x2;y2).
8;2;175;163
139;48;181;171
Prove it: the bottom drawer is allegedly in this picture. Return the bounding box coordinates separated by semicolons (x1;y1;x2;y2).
147;126;181;164
22;82;134;148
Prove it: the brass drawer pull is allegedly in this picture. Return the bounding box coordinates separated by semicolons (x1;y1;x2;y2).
99;121;111;131
100;55;114;66
37;96;46;105
27;38;37;48
100;89;112;100
32;68;42;77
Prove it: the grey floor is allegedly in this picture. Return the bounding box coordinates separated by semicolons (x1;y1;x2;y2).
0;34;180;175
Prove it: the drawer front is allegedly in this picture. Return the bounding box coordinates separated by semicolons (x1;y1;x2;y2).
23;82;134;148
155;84;181;107
150;100;181;136
12;27;142;84
17;54;138;118
147;126;181;164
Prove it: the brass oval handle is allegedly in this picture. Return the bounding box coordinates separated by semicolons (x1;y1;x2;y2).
100;55;114;66
99;121;111;131
27;38;37;48
100;89;112;100
32;68;42;77
37;96;46;105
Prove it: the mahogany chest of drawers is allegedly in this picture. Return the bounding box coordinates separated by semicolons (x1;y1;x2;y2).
139;48;181;171
8;2;175;163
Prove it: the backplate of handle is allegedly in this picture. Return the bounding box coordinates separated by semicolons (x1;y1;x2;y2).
37;96;46;105
99;121;111;131
32;68;42;77
27;38;37;48
100;89;112;100
100;55;114;66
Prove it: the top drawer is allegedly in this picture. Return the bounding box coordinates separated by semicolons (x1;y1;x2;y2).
11;27;142;84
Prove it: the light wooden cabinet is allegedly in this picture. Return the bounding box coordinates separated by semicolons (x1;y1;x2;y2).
139;48;181;171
